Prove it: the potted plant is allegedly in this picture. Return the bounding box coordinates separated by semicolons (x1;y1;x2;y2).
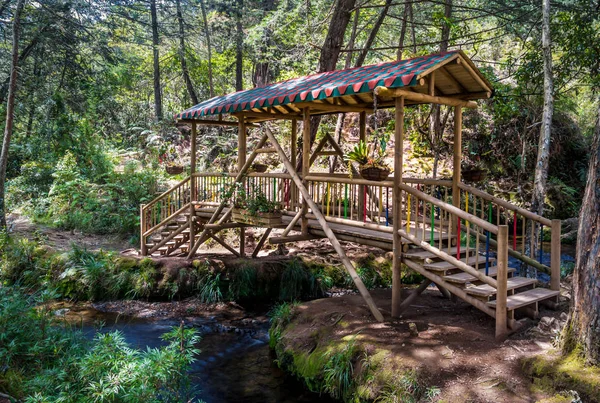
461;161;487;183
347;140;391;181
230;183;282;227
159;145;185;175
251;163;268;173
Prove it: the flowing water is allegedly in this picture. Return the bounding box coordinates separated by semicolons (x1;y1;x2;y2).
68;308;333;403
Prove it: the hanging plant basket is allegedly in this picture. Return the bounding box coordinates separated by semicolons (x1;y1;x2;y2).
252;163;268;173
165;165;184;175
360;166;391;182
462;168;486;183
232;208;282;227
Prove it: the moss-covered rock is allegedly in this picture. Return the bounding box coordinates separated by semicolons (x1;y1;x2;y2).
522;347;600;402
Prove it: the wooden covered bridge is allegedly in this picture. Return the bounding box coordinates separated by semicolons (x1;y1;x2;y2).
140;51;561;340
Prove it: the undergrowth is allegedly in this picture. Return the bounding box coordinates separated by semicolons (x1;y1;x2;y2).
0;287;200;402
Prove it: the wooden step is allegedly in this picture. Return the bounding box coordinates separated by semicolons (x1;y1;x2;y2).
487;288;560;311
466;276;538;298
403;246;471;260
443;266;516;284
424;255;495;272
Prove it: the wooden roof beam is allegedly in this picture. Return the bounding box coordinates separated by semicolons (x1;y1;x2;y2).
374;87;478;109
233;111;301;120
291;101;373;114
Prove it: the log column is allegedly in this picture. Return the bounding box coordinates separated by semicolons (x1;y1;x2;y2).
238;118;247;256
291;119;298;210
392;96;405;317
452;106;462;215
301;108;310;235
189;122;197;253
358;111;366;218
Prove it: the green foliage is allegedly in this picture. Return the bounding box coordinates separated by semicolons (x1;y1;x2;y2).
197;272;223;303
231;182;281;216
279;258;316;301
228;265;257;300
322;338;358;400
346;140;369;166
0;287;199;401
268;301;298;349
33;152;161;235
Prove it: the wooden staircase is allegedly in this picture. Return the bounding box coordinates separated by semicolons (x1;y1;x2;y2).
401;241;560;326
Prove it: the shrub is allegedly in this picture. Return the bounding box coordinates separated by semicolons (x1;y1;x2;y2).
0;288;200;401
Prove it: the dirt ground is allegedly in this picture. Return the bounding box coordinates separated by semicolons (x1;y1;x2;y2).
8;213;133;252
278;288;570;403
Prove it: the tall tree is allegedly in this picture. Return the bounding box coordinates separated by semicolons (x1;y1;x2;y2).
199;0;214;98
562;101;600;365
150;0;163;120
431;0;452;178
175;0;198;105
235;0;243;91
530;0;554;223
0;0;26;228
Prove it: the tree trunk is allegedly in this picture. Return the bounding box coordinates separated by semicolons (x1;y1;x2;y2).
562;101;600;365
354;0;392;67
317;0;355;73
528;0;554;259
175;0;198;105
199;0;214;98
397;0;410;60
235;0;243;91
0;0;26;228
150;0;162;121
431;0;452;179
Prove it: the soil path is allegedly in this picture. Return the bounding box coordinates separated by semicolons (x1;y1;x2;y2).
8;213;133;252
279;288;568;402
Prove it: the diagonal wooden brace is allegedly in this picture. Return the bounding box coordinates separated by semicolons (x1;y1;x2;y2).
187;133;269;258
265;126;384;322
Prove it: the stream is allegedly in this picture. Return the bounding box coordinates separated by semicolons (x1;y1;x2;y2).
66;307;334;403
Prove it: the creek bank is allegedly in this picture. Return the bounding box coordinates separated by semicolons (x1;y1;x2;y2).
270;287;584;403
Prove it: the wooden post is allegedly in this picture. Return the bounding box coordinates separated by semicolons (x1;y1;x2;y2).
140;204;147;256
189;123;197;253
238;117;246;172
392;96;405;317
291;119;298;209
496;225;509;341
301;108;310;234
358;111;367;217
238;118;247;256
453;106;462;236
550;219;561;291
265;127;384;322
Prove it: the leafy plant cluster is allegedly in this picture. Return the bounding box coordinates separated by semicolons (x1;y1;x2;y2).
346;139;391;171
0;287;199;402
8;151;163;236
229;182;281;216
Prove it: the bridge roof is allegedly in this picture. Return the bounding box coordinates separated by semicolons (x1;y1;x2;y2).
176;50;493;122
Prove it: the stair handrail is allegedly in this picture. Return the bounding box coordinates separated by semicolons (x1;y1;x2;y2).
400;183;499;235
142;176;191;212
457;182;551;227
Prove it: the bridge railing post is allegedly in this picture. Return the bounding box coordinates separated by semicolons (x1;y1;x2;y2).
550;219;561;291
495;225;509;341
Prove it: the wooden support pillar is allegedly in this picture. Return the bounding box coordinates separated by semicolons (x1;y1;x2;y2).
301;108;310;234
392;96;405;317
291;119;298;209
238;117;247;172
452;106;462;211
252;228;272;258
358;111;367;217
140;204;147;255
496;225;509;341
189;123;197;253
240;227;245;257
550;219;561;291
238;118;247;256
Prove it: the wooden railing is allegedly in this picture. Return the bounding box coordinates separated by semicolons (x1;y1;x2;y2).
458;182;560;291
